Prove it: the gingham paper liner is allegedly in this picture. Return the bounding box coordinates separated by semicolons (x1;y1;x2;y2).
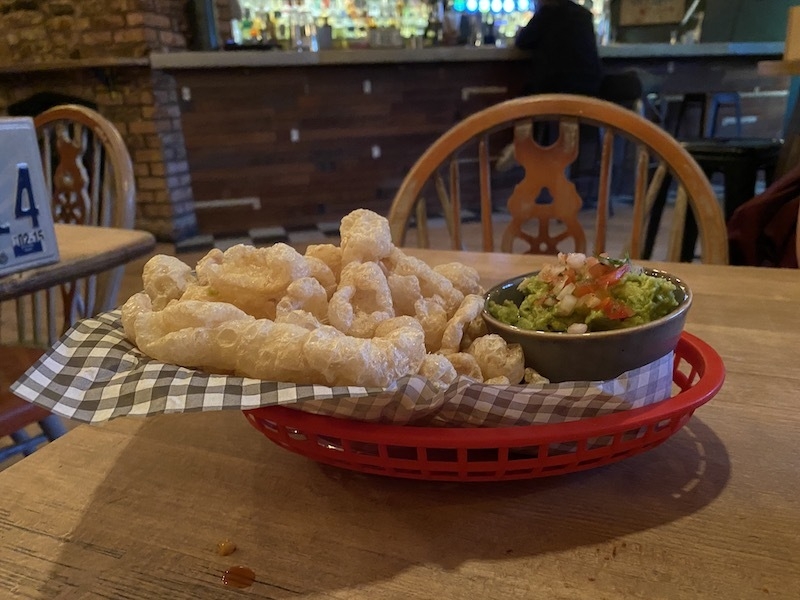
11;310;674;427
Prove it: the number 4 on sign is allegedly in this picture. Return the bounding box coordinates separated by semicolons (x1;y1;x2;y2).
14;163;40;227
0;163;40;235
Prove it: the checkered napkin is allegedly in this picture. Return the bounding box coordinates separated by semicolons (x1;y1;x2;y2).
11;310;674;427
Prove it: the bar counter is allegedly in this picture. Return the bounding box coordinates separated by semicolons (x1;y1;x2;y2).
149;42;788;236
150;41;785;69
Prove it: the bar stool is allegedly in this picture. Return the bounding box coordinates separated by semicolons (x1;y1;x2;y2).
593;71;647;212
672;91;743;138
677;139;782;260
644;92;778;261
645;138;783;261
707;92;743;138
673;92;707;138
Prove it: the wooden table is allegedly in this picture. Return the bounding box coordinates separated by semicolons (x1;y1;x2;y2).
1;250;799;599
758;59;800;77
0;224;156;301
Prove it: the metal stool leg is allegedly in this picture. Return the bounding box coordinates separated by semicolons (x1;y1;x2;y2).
3;429;47;459
675;93;707;139
39;414;67;441
643;172;673;259
707;92;743;138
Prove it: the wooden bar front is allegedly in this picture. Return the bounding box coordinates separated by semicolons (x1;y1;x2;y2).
155;44;788;236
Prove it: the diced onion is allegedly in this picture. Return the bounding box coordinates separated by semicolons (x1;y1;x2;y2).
552;278;566;296
556;282;576;300
584;294;601;309
567;323;588;334
566;253;586;270
555;294;577;316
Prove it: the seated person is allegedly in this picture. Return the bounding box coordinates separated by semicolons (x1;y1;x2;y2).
515;0;603;98
497;0;603;171
728;160;800;269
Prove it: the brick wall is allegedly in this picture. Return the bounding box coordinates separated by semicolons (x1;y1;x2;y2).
0;0;198;242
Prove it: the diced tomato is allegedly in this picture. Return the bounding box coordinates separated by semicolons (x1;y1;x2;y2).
595;263;630;288
587;262;610;279
600;298;635;320
575;263;629;297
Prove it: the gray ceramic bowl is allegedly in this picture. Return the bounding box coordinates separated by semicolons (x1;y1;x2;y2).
482;269;692;383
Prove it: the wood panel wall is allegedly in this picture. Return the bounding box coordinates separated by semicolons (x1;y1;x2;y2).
168;54;788;236
175;60;522;234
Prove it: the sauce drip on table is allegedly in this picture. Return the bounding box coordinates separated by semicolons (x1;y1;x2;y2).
222;565;255;588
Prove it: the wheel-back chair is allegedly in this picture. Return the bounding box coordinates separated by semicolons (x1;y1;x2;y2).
388;94;729;265
0;104;135;462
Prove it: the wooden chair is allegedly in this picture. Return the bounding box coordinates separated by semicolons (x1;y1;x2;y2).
797;190;800;267
388;94;729;265
0;104;135;462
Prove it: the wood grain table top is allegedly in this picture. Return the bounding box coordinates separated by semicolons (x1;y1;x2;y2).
1;250;799;599
0;224;156;301
757;59;800;77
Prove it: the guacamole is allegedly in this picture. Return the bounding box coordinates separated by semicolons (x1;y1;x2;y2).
488;254;679;333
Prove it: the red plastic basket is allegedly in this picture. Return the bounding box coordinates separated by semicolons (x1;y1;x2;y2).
244;332;724;482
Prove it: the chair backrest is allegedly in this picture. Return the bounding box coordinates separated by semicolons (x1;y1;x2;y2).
0;104;136;346
388;94;729;265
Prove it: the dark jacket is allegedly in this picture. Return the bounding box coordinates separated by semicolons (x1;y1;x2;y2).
515;0;603;97
728;161;800;269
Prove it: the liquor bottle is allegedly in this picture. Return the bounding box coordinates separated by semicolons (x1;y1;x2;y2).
241;8;254;42
317;16;333;49
484;12;496;45
424;1;443;46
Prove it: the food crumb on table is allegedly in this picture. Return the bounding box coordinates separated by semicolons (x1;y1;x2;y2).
216;539;236;556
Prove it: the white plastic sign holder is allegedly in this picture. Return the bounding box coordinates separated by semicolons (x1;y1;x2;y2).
0;117;59;278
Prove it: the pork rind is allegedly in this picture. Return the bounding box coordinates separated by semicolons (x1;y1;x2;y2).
439;294;485;353
417;353;458;390
328;262;394;338
233;320;317;384
275;310;323;331
276;277;328;321
387;273;422;317
120;291;152;341
304;317;426;387
445;352;484;380
461;316;489;351
142;255;195;311
304;255;337;299
339;208;393;265
304;244;342;280
121;293;427;387
195;243;309;319
130;299;254;374
384;248;464;317
433;262;484;296
121;208;539;392
466;334;525;385
414;297;448;353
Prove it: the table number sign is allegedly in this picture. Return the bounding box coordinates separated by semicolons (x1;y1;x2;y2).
0;117;59;278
